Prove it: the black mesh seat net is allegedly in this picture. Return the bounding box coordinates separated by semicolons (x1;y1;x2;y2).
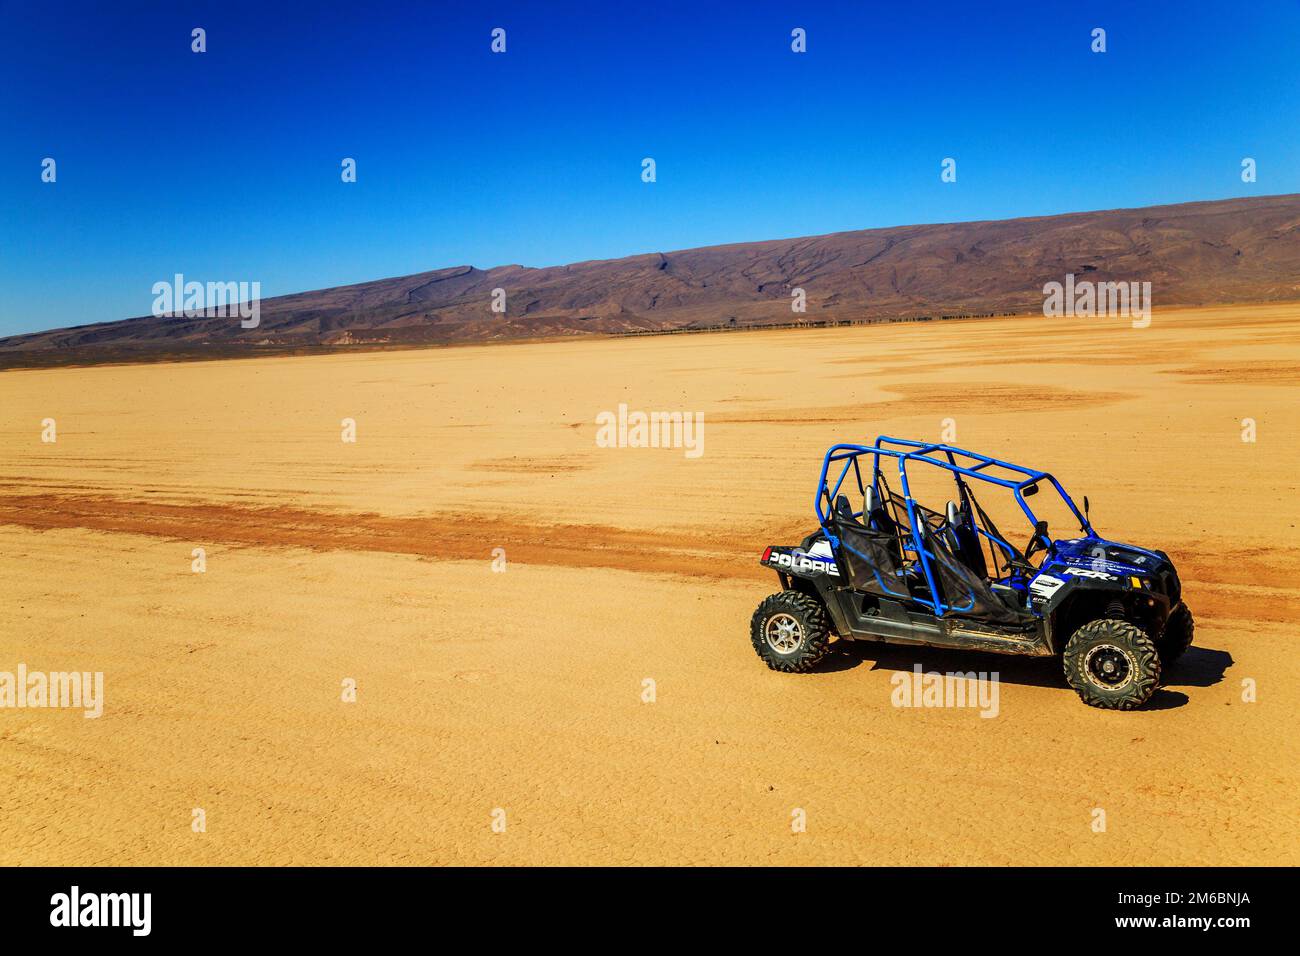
834;519;914;599
917;523;1025;624
965;489;1021;579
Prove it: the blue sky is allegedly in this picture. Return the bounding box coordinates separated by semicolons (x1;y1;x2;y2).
1;0;1297;336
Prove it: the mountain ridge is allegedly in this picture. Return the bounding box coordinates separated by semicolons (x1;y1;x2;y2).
4;193;1298;361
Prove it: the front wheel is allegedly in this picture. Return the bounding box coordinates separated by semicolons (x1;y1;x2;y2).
750;590;833;673
1063;618;1161;710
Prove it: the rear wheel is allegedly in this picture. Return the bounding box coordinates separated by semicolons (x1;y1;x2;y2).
750;590;833;673
1157;603;1194;669
1063;618;1160;710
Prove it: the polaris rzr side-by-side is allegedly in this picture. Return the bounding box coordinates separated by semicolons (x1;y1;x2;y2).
751;437;1194;710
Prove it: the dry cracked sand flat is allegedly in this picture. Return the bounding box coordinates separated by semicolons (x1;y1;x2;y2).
1;302;1298;866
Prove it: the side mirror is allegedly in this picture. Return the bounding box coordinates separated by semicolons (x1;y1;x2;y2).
1083;495;1091;518
1023;482;1039;497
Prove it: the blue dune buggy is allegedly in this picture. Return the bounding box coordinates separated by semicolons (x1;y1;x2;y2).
752;437;1194;709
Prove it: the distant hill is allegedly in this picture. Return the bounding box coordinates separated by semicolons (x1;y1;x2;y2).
4;194;1299;364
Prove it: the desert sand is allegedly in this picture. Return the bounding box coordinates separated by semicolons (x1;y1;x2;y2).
1;303;1297;865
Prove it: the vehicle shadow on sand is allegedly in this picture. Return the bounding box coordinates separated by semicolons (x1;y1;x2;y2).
1162;646;1234;688
822;639;1233;710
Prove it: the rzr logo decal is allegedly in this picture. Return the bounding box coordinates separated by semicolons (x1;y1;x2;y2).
1062;568;1117;581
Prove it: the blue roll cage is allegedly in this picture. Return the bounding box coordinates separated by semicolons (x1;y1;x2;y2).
815;436;1097;616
